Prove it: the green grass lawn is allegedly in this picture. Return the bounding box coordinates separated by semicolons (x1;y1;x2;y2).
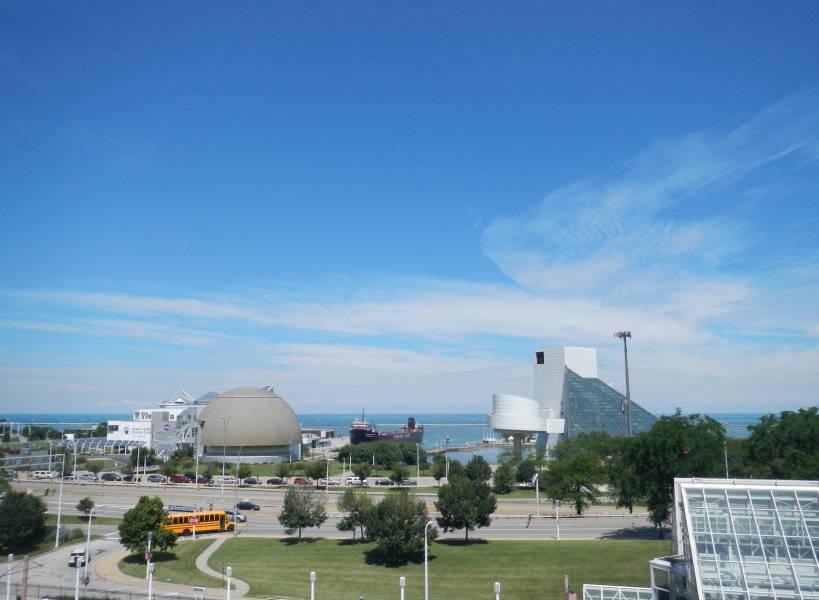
119;539;225;589
206;537;665;600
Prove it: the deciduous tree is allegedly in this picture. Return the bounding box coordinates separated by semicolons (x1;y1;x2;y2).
0;492;47;553
492;462;515;494
435;476;497;542
278;488;327;540
542;451;603;515
118;496;176;556
76;497;95;520
744;408;819;479
367;490;434;563
628;411;725;526
336;488;373;540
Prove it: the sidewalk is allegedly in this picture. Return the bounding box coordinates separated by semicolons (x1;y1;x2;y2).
94;536;251;598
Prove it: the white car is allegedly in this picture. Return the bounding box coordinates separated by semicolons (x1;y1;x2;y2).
319;478;340;485
69;547;88;567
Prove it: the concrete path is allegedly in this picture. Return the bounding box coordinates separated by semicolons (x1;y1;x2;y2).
93;536;251;597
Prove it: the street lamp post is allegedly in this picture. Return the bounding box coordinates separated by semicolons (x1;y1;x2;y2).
532;473;539;516
615;331;633;437
424;520;435;600
400;576;406;600
220;416;232;497
415;443;420;481
444;437;450;480
494;581;501;600
226;566;232;600
84;504;106;581
54;453;65;548
233;445;244;537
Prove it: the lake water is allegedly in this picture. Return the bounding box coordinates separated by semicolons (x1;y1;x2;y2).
3;410;766;464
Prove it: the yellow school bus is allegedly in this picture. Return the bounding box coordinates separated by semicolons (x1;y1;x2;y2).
161;510;234;536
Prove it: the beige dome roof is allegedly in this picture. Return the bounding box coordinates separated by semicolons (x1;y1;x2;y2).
199;386;300;447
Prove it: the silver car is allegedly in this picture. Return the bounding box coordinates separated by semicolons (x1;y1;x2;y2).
223;509;247;523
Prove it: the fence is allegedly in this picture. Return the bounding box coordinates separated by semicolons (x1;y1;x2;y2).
4;582;221;600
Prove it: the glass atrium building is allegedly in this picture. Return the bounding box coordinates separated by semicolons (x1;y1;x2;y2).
586;478;819;600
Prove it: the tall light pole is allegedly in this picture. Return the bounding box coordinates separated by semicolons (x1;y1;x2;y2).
234;444;244;537
400;576;406;600
84;504;105;581
424;520;435;600
444;437;450;480
54;453;65;548
615;331;633;437
416;443;420;482
220;416;232;497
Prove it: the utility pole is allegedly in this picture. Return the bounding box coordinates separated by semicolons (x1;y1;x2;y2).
615;331;633;437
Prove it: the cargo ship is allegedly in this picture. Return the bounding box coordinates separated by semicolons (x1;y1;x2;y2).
349;414;424;445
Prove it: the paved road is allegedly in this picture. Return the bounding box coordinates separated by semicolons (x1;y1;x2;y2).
6;477;661;598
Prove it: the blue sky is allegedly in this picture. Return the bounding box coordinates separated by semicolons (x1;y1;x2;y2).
1;2;818;416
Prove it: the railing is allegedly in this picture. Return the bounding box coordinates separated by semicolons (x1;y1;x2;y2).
4;581;224;600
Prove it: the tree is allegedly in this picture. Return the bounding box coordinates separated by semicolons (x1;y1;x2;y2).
542;451;603;515
336;488;373;540
628;412;726;526
391;464;409;484
86;461;103;477
0;492;47;553
118;496;176;556
278;488;327;540
431;456;446;485
446;459;465;480
304;461;326;486
352;463;372;481
238;463;253;481
464;455;492;483
606;436;641;514
76;497;95;520
492;462;515;494
515;458;537;485
744;408;819;479
435;477;497;542
367;490;435;563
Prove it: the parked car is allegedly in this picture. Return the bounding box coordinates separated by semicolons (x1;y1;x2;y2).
319;478;340;486
60;473;77;481
100;472;121;482
79;473;97;481
374;478;393;486
146;474;166;483
223;509;246;523
236;501;260;511
243;478;262;485
266;477;285;485
169;475;191;484
346;476;369;486
399;479;418;486
191;476;210;484
121;475;139;482
292;477;312;486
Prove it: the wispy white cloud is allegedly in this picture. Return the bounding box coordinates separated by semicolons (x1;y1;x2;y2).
1;91;818;414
